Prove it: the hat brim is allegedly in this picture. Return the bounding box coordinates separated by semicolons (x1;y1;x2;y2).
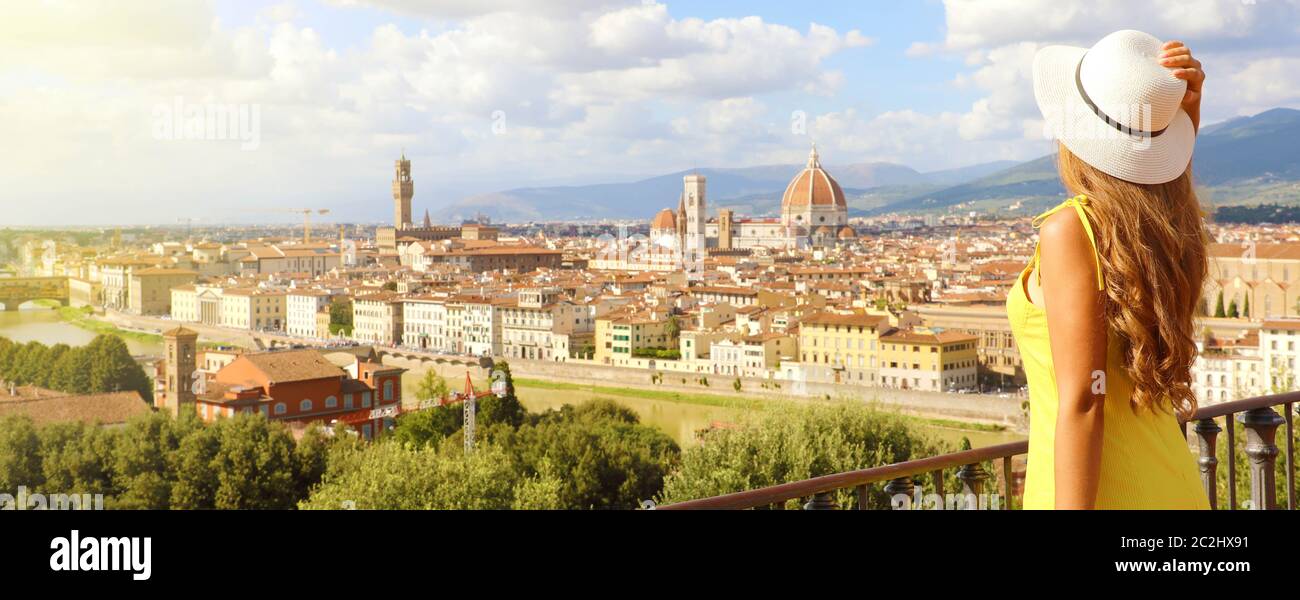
1033;45;1195;185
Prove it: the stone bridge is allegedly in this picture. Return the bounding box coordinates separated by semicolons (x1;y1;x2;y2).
0;276;69;311
245;333;489;372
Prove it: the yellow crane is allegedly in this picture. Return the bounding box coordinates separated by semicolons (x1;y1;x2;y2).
279;208;331;243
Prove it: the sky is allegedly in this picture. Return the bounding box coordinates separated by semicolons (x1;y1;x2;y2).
2;0;1298;226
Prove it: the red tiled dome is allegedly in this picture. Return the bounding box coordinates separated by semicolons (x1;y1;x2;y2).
650;208;676;231
838;226;856;239
782;145;846;210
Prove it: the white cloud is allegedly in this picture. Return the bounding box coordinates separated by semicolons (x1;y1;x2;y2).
908;0;1300;154
0;0;874;224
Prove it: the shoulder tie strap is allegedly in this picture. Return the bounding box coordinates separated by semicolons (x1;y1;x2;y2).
1031;195;1105;291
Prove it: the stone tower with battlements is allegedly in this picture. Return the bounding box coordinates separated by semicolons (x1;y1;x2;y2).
393;153;413;230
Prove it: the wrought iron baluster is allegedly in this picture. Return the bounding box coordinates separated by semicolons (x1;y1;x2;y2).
1194;418;1222;510
803;491;838;510
1227;412;1236;511
883;477;913;510
1239;407;1285;510
956;462;989;510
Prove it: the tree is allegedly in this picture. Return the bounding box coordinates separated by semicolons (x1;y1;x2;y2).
1242;294;1251;318
87;335;153;403
478;361;526;428
328;298;353;336
391;403;464;448
207;414;300;509
300;440;561;510
169;425;220;509
0;416;43;494
109;412;191;509
1227;297;1239;319
665;314;681;339
292;423;358;500
50;347;93;394
1214;291;1226;318
660;402;956;509
37;420;116;498
414;369;450;404
489;399;679;509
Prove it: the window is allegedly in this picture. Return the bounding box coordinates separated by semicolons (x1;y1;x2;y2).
383;380;394;402
274;403;286;415
362;392;372;408
344;394;354;409
325;396;337;409
300;399;313;412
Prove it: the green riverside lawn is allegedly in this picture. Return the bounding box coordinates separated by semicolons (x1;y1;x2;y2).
511;377;1008;434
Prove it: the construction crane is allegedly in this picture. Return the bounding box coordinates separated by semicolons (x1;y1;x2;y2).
278;208;331;243
462;372;478;454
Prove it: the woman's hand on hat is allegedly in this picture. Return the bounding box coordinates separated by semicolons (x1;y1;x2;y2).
1159;41;1203;131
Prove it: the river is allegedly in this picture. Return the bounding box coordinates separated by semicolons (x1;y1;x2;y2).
0;306;1024;450
0;306;163;356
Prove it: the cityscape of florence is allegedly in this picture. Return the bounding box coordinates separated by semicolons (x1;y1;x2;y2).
2;3;1300;577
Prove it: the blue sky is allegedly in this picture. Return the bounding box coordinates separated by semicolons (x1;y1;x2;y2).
3;0;1298;225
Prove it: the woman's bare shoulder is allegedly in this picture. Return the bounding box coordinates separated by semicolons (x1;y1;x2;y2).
1038;208;1093;258
1037;208;1099;287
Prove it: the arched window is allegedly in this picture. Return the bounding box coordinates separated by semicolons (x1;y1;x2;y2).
300;399;313;412
325;396;338;409
274;403;286;415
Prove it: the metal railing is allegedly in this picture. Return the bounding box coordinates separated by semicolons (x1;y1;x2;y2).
659;391;1299;510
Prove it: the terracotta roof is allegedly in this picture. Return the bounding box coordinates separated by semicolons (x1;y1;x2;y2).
651;208;677;231
1209;243;1300;260
1262;319;1300;331
0;391;150;426
240;350;345;384
882;330;978;344
162;326;198;337
801;311;889;329
781;146;846;209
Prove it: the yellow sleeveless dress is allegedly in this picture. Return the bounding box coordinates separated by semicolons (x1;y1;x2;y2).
1006;195;1208;509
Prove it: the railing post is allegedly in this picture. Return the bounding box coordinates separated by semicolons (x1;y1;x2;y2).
883;477;913;510
1238;407;1286;510
956;463;989;510
802;491;838;510
1193;418;1222;510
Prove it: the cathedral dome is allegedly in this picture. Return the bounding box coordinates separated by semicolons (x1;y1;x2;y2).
838;226;856;239
650;208;677;232
781;145;846;210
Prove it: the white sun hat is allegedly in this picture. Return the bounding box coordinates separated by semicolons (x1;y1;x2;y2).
1033;29;1195;185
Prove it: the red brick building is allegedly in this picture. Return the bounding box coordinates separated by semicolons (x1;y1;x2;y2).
195;348;404;439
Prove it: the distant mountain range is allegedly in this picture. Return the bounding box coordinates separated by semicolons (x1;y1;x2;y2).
867;107;1300;217
438;108;1300;223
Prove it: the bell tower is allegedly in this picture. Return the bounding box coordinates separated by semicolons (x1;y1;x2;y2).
161;326;199;417
393;153;413;230
683;174;707;253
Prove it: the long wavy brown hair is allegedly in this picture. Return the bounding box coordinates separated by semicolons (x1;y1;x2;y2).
1056;143;1208;418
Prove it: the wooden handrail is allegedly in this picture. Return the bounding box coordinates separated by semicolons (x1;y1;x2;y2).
659;390;1300;510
